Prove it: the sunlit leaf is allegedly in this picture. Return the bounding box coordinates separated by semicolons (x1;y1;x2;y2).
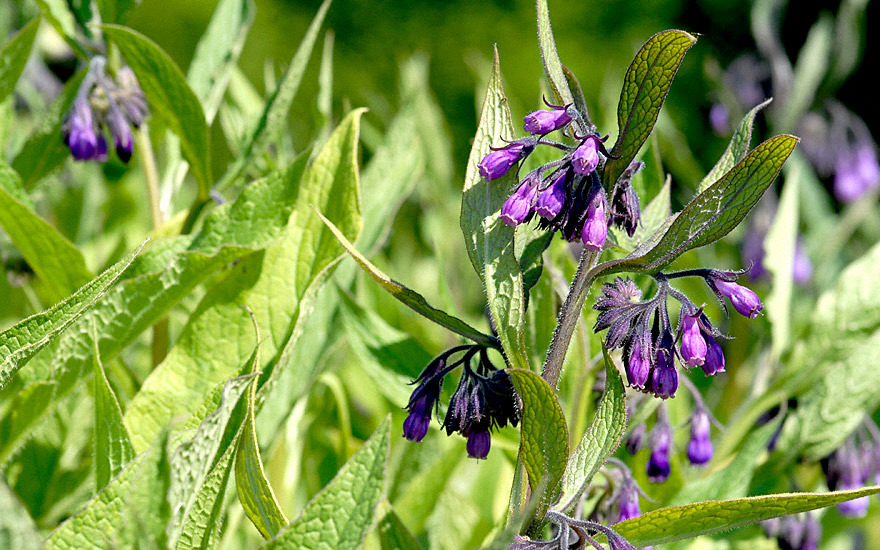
0;18;40;103
699;99;771;193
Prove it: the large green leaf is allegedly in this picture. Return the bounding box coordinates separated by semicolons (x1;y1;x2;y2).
595;135;798;277
318;211;498;349
508;369;569;537
615;485;880;547
764;165;800;358
0;18;40;103
11;70;87;188
217;0;331;191
377;507;423;550
0;479;42;550
0;163;92;300
698;99;771;193
460;48;530;370
555;345;626;513
35;0;81;55
603;30;697;188
103;25;212;199
0;241;144;391
124;110;364;451
93;329;135;492
261;418;390;550
235;378;288;539
535;0;574;110
175;439;237;550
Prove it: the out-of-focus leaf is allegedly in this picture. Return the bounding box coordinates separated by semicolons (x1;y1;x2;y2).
392;444;462;535
11;70;86;188
93;329;135;491
217;0;331;191
235;378;288;539
508;369;569;536
125;110;363;451
779;16;832;132
103;25;212;199
0;164;92;300
595;135;798;277
699;99;771;193
0;18;39;103
830;0;868;84
0;479;42;550
261;417;389;550
555;345;626;513
377;507;423;550
615;485;880;547
0;241;144;391
460;48;530;369
35;0;77;47
317;211;497;349
604;30;697;188
95;0;140;24
764;165;800;358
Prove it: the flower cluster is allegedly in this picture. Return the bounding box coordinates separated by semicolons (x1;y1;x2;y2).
478;100;642;248
62;57;148;163
402;344;520;459
594;269;762;399
511;511;638;550
762;513;821;550
821;433;880;518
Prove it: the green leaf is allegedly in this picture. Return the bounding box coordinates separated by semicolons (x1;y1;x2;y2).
0;163;93;300
615;485;880;547
377;508;423;550
186;0;255;122
0;479;42;550
0;18;40;103
235;378;288;539
764;164;800;358
596;135;798;277
392;444;463;535
779;15;832;132
217;0;331;192
95;0;139;24
102;25;212;199
125;110;364;451
261;417;389;550
460;48;530;370
92;325;135;492
604;30;697;188
0;240;144;391
508;369;569;536
175;439;237;550
535;0;574;110
11;70;87;188
698;99;771;193
35;0;78;48
317;211;498;349
555;344;626;513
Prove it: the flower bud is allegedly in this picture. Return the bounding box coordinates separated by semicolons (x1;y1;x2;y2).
500;177;538;226
686;408;713;466
625;337;650;389
616;482;641;523
535;171;567;220
523;107;572;135
701;335;725;375
572;137;600;175
479;141;532;180
712;279;763;318
679;313;707;368
581;189;608;251
647;422;672;482
466;429;491;460
64;96;99;161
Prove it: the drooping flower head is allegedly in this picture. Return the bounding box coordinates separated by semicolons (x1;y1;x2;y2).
63;95;100;161
535;169;568;220
686;407;713;466
647;412;672;482
706;272;763;318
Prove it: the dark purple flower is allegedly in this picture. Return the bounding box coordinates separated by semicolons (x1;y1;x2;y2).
535;170;567;220
107;110;133;163
626;423;646;455
701;335;726;375
581;188;608;251
64;96;99;161
650;332;678;399
402;397;431;442
679;312;707;368
712;279;763;318
523;107;572;135
647;421;672;482
686;408;713;466
616;483;641;523
800;513;821;550
402;356;447;442
823;438;871;518
625;336;651;389
479;141;533;180
572;137;600;176
466;429;492;459
500;178;538;226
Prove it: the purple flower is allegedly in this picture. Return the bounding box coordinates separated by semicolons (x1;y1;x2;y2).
402;356;447;442
402;396;431;442
836;488;869;518
581;189;608;251
107;110;134;163
709;103;729;136
701;335;725;375
625;337;651;389
572;137;600;176
679;313;708;368
686;409;713;466
64;96;100;161
792;240;813;286
535;171;567;220
801;513;821;550
465;429;492;460
650;332;678;399
834;145;880;203
712;279;763;318
616;483;641;523
523;107;572;135
626;423;646;455
500;178;538;226
479;141;533;180
647;421;672;482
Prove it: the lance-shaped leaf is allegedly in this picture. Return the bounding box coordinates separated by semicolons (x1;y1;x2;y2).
460;48;530;370
508;369;570;537
96;0;139;24
555;344;626;513
0;17;40;103
103;25;212;199
536;0;574;109
594;135;798;278
261;417;390;550
698;99;772;192
175;438;237;550
93;328;135;491
0;240;144;391
377;507;423;550
236;378;288;539
615;485;880;547
317;211;498;349
0;163;92;300
604;30;697;188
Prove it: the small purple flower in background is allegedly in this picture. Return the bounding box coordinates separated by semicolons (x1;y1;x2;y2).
709;103;729;136
647;414;672;482
616;480;641;523
63;96;100;161
823;437;872;518
626;422;646;455
834;145;880;203
686;408;713;466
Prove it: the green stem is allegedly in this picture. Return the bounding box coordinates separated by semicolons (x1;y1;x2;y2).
541;248;600;388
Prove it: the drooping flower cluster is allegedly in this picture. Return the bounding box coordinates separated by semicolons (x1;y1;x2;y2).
403;344;520;459
62;57;148;163
478;99;642;249
510;511;639;550
762;513;821;550
821;434;878;518
594;269;762;399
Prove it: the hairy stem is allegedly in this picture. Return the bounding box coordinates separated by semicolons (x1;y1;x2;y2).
541;247;600;388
